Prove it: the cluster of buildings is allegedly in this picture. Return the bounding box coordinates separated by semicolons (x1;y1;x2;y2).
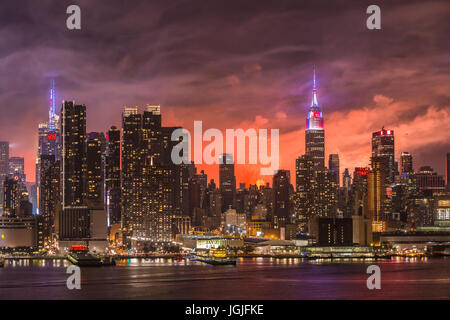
0;73;449;254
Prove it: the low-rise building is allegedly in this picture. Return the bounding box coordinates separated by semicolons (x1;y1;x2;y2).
176;234;244;249
0;216;36;248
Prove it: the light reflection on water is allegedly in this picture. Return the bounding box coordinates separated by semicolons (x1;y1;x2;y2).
1;257;449;299
4;259;71;268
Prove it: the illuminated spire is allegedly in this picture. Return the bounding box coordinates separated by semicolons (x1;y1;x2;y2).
311;65;319;108
313;65;316;90
306;66;324;130
49;79;56;130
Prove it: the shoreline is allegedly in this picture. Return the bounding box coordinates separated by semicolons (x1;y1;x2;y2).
1;253;445;261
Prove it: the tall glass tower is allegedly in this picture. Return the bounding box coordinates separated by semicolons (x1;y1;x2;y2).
35;80;61;214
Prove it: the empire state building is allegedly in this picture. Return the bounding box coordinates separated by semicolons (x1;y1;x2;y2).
305;68;325;168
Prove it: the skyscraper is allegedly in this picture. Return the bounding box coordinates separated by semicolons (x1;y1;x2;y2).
59;101;89;243
368;157;388;232
2;177;18;217
0;141;9;215
58;102;108;249
36;80;61;214
352;169;373;246
162;126;191;217
105;126;121;225
315;168;338;218
343;168;351;193
36;124;60;184
61;101;87;207
401;152;413;174
86;132;106;207
371;128;395;184
9;157;25;182
121;107;143;245
37;81;60;160
145;163;176;242
9;157;27;204
273;170;291;226
39;154;56;218
219;153;236;212
121;106;182;246
295;154;315;230
305;68;325;169
39;155;60;248
328;154;340;186
142;105;162;162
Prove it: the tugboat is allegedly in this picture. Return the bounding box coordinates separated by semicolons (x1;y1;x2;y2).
193;248;237;266
67;245;102;267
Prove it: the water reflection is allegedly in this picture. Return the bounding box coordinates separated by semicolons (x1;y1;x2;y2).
0;257;449;299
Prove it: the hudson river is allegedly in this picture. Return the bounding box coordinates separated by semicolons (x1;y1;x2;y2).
1;257;449;299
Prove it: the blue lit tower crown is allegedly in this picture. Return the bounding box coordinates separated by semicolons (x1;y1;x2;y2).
48;79;57;131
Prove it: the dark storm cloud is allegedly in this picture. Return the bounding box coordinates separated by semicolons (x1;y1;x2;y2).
0;0;449;182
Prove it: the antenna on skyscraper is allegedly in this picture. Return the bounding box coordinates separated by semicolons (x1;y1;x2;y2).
313;64;316;90
311;65;319;108
49;79;56;131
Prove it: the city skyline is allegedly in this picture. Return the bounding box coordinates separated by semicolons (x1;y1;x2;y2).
0;0;449;302
0;1;449;186
1;72;449;188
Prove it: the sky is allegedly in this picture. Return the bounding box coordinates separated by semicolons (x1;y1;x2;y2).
0;0;449;186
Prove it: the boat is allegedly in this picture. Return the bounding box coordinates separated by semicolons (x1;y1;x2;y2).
100;256;116;266
193;248;237;266
67;245;102;267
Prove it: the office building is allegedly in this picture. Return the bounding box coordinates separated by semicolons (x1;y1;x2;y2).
219;153;236;212
310;217;353;246
329;154;340;187
368;157;388;232
105;126;121;225
86;132;106;207
415;166;445;196
2;177;18;217
401;152;413;174
371;128;395;184
39;155;60;249
121;107;143;245
9;157;25;182
61;101;87;207
0;141;9;215
273;170;291;227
